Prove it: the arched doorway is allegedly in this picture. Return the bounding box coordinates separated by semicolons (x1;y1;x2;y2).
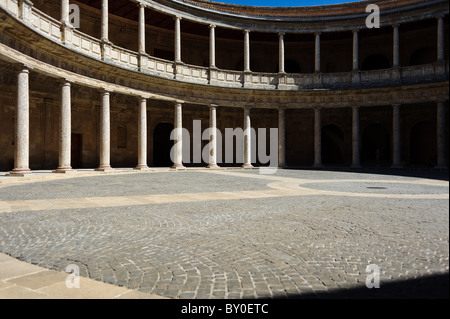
321;124;345;165
362;123;391;166
410;121;436;166
361;54;390;71
153;123;174;167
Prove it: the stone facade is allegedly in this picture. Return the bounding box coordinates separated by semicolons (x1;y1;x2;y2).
0;0;448;172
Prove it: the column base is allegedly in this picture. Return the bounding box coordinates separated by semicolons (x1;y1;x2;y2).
170;163;186;170
434;164;448;170
134;165;150;171
351;164;362;169
241;163;254;169
95;166;114;172
313;163;324;169
390;164;403;169
206;164;220;169
53;168;76;174
6;168;32;177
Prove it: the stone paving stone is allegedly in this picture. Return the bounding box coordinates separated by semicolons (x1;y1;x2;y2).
0;169;448;299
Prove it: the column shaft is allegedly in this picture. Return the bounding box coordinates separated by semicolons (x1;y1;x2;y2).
10;66;31;175
279;33;285;73
207;104;219;168
61;0;70;24
437;16;445;61
171;102;185;169
138;4;146;54
436;101;447;168
278;106;286;168
392;104;402;168
96;90;113;171
314;33;321;73
55;81;73;173
244;30;251;72
352;30;359;71
209;25;216;68
101;0;109;42
242;106;253;168
393;24;400;67
135;98;149;170
352;106;361;168
174;16;182;63
314;108;322;168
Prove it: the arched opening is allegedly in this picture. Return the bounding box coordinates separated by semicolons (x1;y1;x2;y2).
362;123;391;166
410;121;436;166
361;54;390;71
321;124;345;165
409;47;435;66
153;122;174;167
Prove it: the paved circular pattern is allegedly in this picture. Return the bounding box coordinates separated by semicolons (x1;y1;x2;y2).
0;169;448;298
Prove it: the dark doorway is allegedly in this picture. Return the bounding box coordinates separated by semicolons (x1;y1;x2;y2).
321;124;345;165
153;123;174;167
362;123;391;166
71;133;83;169
410;121;436;166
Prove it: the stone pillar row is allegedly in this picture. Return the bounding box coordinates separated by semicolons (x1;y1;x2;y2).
66;1;444;73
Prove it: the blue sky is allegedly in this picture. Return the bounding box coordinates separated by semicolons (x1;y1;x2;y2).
213;0;360;7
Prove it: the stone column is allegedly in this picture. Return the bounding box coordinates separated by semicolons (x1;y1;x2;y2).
207;104;219;168
393;24;400;68
135;97;149;170
174;16;182;63
9;65;32;176
313;107;323;168
436;101;447;169
242;106;253;169
54;80;73;173
101;0;109;43
138;3;146;55
279;32;285;73
314;32;321;73
351;106;361;168
209;24;216;69
244;30;251;72
278;106;286;168
437;16;445;61
60;0;70;26
352;29;359;71
171;101;185;169
391;104;402;168
96;90;113;171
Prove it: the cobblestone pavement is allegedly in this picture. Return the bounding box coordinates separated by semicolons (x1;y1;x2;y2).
0;169;448;299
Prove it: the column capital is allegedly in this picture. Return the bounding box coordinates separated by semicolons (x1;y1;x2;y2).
174;15;182;21
392;23;400;28
278;32;285;37
15;63;32;72
209;103;219;108
100;88;112;95
278;105;287;111
137;2;146;8
436;14;445;20
314;32;321;37
209;24;216;29
352;29;359;34
243;105;252;111
243;29;251;34
175;100;184;105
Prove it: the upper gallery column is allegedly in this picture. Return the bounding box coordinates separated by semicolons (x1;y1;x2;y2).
278;32;285;73
135;97;149;170
138;3;146;55
209;25;216;69
393;24;400;68
244;30;251;72
207;104;219;168
101;0;109;43
54;80;74;173
9;65;32;176
242;106;253;169
352;29;359;71
436;101;447;169
60;0;71;26
171;101;185;169
314;32;321;73
174;16;182;63
96;90;114;172
437;16;445;61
